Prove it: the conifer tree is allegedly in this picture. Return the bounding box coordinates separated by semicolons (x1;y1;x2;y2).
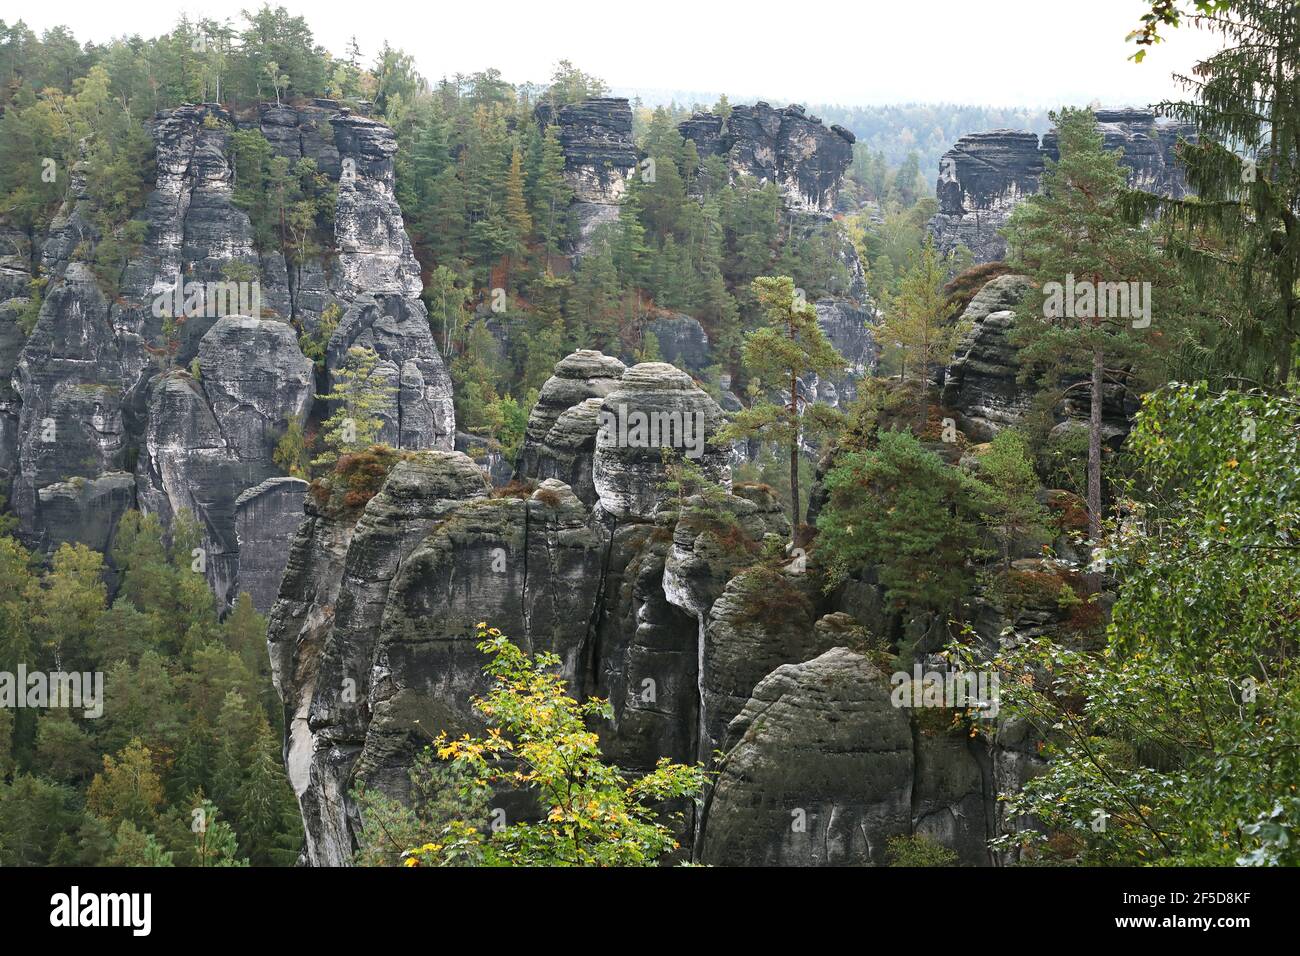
879;238;967;425
315;346;397;466
722;276;846;529
1136;0;1300;384
1004;107;1163;544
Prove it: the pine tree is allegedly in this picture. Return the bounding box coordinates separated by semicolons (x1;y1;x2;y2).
977;429;1049;569
722;276;847;529
1004;107;1163;544
879;238;967;424
315;346;398;466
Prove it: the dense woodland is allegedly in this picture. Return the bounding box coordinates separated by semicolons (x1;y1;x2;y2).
1;0;1298;867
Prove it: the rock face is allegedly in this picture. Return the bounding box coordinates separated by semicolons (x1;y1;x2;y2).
696;645;996;867
644;314;711;373
535;98;638;257
3;101;454;605
942;273;1135;444
268;452;490;864
940;274;1033;441
697;648;914;865
929;110;1194;262
1042;109;1193;197
592;362;731;520
234;477;310;612
928;131;1046;264
679;103;855;212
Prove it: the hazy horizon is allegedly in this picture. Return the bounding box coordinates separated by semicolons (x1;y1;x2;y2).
9;0;1226;110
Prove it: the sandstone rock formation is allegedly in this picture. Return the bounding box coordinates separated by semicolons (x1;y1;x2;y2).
3;101;454;605
941;273;1136;444
535;98;638;258
929;110;1194;262
644;314;712;373
697;648;914;865
268;347;1052;867
514;349;626;504
679;102;855;212
234;477;311;612
940;274;1033;441
592;362;730;520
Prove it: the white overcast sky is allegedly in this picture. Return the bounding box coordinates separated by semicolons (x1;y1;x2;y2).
11;0;1225;108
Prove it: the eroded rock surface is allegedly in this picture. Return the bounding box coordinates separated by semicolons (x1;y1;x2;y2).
679;103;855;212
698;647;913;866
929;111;1194;262
4;100;453;605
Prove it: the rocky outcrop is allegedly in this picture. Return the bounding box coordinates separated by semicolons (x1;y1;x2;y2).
135;317;313;604
929;110;1194;262
696;645;997;866
268;451;489;864
535;98;638;257
941;273;1135;444
697;567;825;755
929;131;1045;264
271;344;1059;867
644;314;711;373
940;274;1032;441
234;477;310;612
697;648;914;865
3;100;454;605
1042;109;1193;197
514;349;626;501
592;362;731;520
34;472;135;559
325;294;454;451
679;103;855;212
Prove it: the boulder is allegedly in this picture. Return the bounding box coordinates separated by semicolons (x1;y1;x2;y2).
697;647;913;865
592;362;730;520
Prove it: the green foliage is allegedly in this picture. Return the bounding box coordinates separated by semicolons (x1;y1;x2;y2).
878;238;969;419
314;346;397;467
0;510;299;866
721;275;846;527
817;429;991;615
987;381;1300;865
886;833;960;867
229;127;335;262
399;625;706;867
976;429;1050;567
354;749;491;867
298;302;341;368
1135;1;1300;386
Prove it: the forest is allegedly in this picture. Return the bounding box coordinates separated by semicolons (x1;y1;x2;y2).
0;0;1297;870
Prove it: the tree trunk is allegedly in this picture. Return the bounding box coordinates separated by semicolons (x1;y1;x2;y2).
790;370;800;530
1088;343;1104;545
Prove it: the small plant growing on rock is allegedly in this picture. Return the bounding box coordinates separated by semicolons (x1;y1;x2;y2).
886;833;959;867
313;346;395;468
